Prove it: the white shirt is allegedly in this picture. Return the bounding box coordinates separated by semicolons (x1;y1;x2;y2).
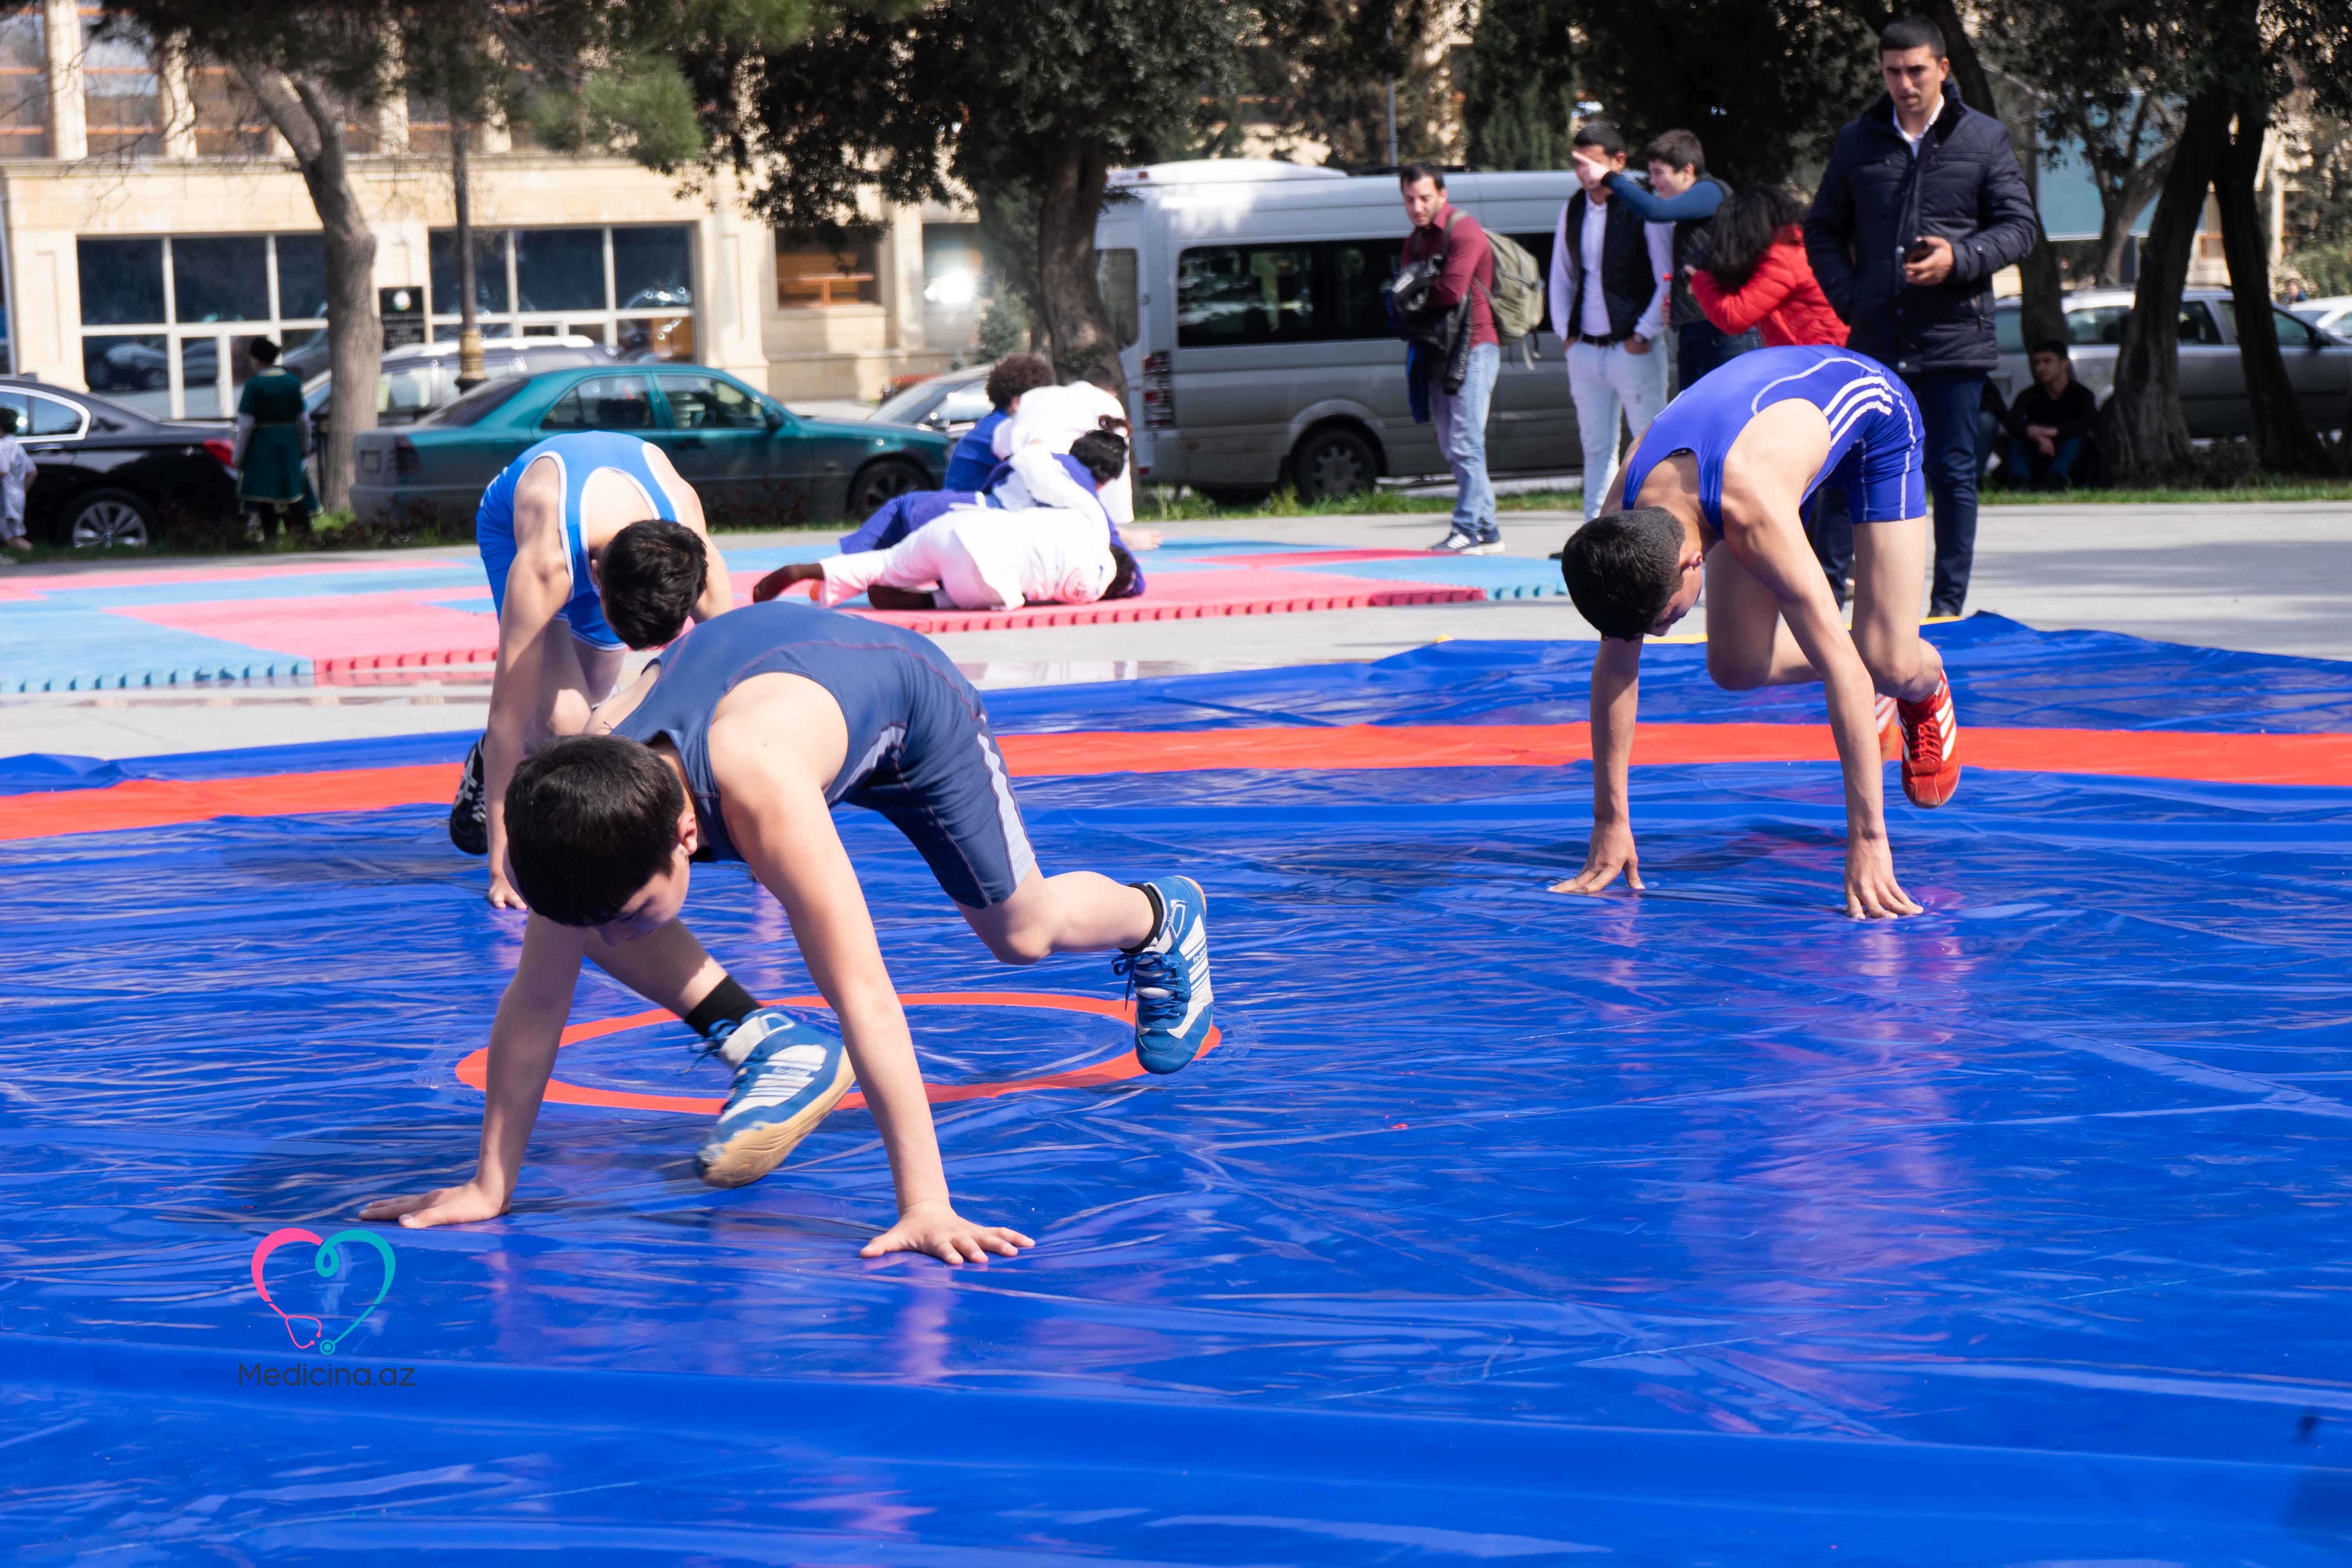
994;379;1134;524
944;503;1116;610
1548;193;1677;346
0;434;32;529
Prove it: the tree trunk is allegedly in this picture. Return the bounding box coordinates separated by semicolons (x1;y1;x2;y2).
2212;88;2330;475
2094;154;2172;288
1034;137;1121;394
1931;0;2064;348
238;67;379;512
2102;85;2225;483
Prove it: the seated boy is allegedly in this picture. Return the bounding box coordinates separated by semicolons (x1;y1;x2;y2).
753;431;1139;612
455;429;734;911
1998;339;2103;491
361;599;1215;1263
1555;344;1959;920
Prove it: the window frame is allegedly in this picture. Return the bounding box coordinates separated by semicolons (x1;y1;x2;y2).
426;224;699;364
73;233;329;419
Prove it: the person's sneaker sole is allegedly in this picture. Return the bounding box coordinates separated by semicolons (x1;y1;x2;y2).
694;1012;857;1189
449;739;488;857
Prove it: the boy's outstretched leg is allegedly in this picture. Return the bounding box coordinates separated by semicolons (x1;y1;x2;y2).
960;870;1215;1074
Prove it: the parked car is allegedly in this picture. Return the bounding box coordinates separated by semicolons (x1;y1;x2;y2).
305;336;613;437
87;339;216;393
0;377;239;547
2288;295;2352;337
869;367;994;436
347;363;951;527
1993;287;2352;438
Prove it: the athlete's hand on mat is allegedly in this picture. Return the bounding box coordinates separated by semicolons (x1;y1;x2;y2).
860;1200;1034;1265
486;871;528;911
1550;824;1643;896
1844;838;1922;920
359;1180;509;1229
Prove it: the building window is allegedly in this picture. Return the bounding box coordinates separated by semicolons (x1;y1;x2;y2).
921;224;983;309
425;225;695;361
189;63;270;157
0;11;51;159
74;233;329;418
79;8;159;156
775;231;878;309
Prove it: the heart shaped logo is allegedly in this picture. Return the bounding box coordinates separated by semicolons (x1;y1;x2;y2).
250;1227;398;1356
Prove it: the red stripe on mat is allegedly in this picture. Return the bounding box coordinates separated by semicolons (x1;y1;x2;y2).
7;724;2350;841
853;584;1486;633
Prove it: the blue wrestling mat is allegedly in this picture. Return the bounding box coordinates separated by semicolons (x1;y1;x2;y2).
5;616;2352;1563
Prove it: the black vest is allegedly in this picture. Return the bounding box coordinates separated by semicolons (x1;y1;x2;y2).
1668;176;1733;329
1563;189;1656;342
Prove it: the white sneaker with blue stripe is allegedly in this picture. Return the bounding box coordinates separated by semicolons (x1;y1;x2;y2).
1116;877;1214;1074
693;1007;855;1189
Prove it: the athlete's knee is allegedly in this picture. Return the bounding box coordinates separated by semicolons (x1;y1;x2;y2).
544;688;595;737
1708;646;1769;692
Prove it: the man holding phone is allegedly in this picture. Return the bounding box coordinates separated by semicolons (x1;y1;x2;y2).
1803;15;2037;617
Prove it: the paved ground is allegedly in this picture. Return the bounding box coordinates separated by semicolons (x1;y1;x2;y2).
8;500;2348;762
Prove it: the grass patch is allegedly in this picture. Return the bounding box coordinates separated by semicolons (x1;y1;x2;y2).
1982;480;2352;505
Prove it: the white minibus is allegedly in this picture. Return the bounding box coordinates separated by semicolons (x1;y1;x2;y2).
1095;160;1588;501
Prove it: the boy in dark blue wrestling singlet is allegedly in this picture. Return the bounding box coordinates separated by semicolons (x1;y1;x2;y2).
1555;345;1960;920
362;601;1215;1266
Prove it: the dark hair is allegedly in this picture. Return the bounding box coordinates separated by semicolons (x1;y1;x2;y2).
1106;543;1140;600
505;735;686;926
1572;120;1626;159
1079;361;1123;396
1704;185;1809;290
984;353;1054;412
248;337;281;366
0;407;17;435
1397;162;1447;191
2031;338;2070;358
600;519;708;649
1879;16;1946;56
1642;129;1704;175
1069;427;1128;484
1559;508;1686;641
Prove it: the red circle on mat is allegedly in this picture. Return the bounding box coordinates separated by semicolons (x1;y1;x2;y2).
452;991;1221;1114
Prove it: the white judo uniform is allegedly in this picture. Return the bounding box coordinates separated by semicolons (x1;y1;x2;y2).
818;452;1118;612
994;380;1134;525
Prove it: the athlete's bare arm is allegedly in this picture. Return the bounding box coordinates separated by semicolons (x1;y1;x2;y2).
1553;636;1645;895
708;677;1032;1264
359;912;587;1227
483;460;572;911
1715;404;1919;918
637;444;733;623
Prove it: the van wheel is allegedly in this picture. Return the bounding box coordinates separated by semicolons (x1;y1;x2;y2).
1292;427;1379;501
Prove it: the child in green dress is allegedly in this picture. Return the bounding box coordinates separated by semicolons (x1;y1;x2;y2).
233;338;318;541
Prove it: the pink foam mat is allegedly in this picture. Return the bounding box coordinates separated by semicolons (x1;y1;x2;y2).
831;567;1485;633
120;591;502;666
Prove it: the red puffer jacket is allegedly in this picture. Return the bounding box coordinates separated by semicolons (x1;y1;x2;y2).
1691;227;1848;348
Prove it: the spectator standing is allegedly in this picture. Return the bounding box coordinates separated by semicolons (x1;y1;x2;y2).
1692;184;1856;600
945;354;1054;492
1805;15;2039;616
1998;339;2104;490
1397;163;1504;554
1557;122;1674;522
0;406;32;559
1598;129;1758;388
232;338;318;542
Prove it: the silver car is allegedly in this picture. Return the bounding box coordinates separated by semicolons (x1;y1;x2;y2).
869;367;994;436
1994;287;2352;437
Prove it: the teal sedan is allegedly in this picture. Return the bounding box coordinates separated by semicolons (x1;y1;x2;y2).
346;364;951;527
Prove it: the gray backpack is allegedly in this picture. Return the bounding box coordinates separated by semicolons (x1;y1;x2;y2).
1448;209;1546;358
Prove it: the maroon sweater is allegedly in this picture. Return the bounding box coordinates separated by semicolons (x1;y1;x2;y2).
1401;204;1497;348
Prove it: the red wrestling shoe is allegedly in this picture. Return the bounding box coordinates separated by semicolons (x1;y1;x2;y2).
1896;674;1961;808
1874;695;1900;762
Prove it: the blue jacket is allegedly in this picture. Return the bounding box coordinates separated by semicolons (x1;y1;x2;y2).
1804;89;2039;375
942;410;1007;492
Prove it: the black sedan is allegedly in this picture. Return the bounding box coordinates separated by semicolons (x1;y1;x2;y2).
0;378;240;548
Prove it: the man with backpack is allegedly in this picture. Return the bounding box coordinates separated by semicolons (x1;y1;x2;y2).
1398;163;1507;555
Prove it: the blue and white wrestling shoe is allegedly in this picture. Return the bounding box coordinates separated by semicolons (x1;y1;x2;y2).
693;1007;856;1189
1114;877;1214;1074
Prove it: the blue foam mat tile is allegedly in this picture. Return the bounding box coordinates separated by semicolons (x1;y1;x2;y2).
1284;551;1570;597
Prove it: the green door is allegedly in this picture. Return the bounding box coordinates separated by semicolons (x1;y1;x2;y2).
648;372;788;524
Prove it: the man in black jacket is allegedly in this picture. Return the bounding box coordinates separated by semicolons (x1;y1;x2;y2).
1805;15;2039;616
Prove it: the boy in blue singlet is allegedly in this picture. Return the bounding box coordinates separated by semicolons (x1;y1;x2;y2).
361;601;1215;1265
456;430;734;911
1555;345;1960;919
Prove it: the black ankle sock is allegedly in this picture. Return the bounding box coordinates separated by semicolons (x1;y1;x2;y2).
683;975;759;1039
1125;882;1165;952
